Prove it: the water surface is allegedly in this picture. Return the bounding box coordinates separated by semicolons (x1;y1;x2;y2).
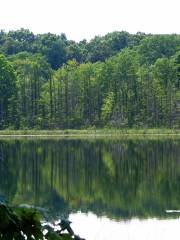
0;138;180;239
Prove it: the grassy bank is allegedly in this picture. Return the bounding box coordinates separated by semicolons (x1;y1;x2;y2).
0;128;180;137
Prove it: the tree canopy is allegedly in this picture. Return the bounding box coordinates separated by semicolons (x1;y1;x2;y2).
0;29;180;129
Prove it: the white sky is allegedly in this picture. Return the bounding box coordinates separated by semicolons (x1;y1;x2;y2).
0;0;180;41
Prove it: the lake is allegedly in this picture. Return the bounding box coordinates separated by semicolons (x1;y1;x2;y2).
0;137;180;239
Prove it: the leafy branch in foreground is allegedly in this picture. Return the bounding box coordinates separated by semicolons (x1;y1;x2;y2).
0;203;85;240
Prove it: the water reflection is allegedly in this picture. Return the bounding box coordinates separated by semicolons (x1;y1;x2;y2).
69;212;180;240
0;138;180;220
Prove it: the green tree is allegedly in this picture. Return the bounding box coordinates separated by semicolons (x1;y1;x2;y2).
0;55;17;129
10;52;52;128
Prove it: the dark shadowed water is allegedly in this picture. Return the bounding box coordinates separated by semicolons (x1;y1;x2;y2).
0;137;180;239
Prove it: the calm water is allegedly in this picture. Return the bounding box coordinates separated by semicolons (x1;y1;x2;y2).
0;137;180;239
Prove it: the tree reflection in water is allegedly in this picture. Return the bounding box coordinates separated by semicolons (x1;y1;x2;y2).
0;138;180;220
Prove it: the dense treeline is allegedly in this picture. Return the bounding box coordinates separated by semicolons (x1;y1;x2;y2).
0;29;146;69
0;29;180;129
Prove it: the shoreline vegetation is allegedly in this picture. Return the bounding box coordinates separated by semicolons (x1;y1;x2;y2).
0;129;180;138
0;203;85;240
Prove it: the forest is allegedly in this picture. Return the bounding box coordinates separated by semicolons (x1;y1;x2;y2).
0;29;180;129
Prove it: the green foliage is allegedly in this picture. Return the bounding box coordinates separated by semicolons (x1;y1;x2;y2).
101;92;114;124
9;52;52;129
0;55;17;129
0;203;43;239
138;34;180;64
0;30;180;129
0;203;84;240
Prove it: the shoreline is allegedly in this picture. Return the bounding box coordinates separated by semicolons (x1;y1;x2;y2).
0;129;180;139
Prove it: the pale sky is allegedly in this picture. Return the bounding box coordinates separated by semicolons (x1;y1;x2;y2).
0;0;180;41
